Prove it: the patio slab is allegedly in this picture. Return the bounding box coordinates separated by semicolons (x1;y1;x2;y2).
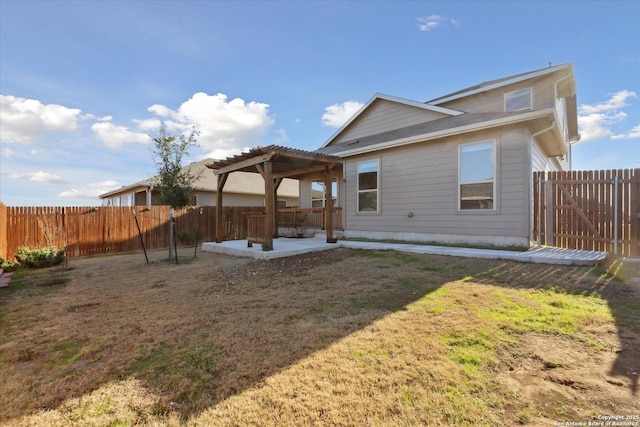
202;236;609;265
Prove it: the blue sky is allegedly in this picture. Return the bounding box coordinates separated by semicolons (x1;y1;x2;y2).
1;0;638;206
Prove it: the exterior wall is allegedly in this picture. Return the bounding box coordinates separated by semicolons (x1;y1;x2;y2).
331;100;449;145
339;126;532;247
437;74;559;114
531;140;565;173
299;169;345;207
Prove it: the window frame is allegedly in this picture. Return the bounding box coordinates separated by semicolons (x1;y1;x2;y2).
356;158;380;213
458;140;497;211
504;88;533;112
311;179;338;207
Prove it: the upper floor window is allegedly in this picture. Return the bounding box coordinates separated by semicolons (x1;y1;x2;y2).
459;141;495;210
505;88;532;112
357;159;379;212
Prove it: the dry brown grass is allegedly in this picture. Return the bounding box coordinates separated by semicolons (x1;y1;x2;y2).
1;247;638;426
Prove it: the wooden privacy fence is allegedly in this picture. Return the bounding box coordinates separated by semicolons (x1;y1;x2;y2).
0;204;265;261
0;204;345;261
533;169;639;257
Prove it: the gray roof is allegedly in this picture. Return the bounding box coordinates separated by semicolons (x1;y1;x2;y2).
427;63;571;105
315;112;528;156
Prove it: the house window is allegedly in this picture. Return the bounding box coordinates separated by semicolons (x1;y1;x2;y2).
311;180;338;207
357;159;379;212
459;141;495;210
505;88;532;112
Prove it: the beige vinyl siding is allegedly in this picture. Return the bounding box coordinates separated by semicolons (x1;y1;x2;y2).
342;127;530;241
332;100;449;145
437;75;558;114
299;170;345;209
531;140;564;172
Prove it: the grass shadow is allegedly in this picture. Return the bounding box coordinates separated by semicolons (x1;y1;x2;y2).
0;247;637;424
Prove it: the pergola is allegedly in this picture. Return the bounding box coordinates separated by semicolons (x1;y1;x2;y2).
207;145;343;251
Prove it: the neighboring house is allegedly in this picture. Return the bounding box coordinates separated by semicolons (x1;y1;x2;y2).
300;63;579;248
99;158;299;207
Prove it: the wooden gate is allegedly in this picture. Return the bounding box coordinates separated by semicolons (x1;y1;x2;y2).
533;169;639;257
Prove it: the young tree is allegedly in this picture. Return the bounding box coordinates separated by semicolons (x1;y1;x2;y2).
152;124;201;209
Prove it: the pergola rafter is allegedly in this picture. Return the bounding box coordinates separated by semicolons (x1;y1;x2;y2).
207;145;343;251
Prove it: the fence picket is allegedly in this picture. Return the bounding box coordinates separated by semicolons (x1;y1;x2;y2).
534;168;639;256
1;205;344;261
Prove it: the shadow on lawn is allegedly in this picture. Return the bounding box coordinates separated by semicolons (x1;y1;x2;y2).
465;257;640;395
1;248;638;423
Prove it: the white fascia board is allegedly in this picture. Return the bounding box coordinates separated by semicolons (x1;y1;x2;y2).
429;64;571;105
319;93;463;148
331;109;556;157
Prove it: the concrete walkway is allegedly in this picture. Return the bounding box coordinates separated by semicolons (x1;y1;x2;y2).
202;235;609;266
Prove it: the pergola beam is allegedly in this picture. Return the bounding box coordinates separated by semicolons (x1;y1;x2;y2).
214;151;278;175
272;162;338;179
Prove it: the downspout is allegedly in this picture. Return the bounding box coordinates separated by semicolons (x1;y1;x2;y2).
529;121;557;245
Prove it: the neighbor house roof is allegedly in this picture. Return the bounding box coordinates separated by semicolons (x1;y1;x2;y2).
99;158;299;198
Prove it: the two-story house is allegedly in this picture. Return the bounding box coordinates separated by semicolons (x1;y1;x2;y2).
305;63;579;248
209;63;579;250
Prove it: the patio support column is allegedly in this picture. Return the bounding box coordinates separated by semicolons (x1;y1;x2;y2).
273;178;283;238
323;169;337;243
215;172;228;243
262;161;274;250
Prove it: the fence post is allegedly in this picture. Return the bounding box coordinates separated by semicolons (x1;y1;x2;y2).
0;202;7;261
613;173;620;255
631;170;640;257
545;179;554;247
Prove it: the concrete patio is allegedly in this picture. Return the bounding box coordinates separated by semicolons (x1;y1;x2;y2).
202;235;609;266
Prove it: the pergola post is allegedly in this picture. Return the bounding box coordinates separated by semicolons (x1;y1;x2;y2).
215;172;228;243
262;161;274;250
273;178;283;238
323;169;337;243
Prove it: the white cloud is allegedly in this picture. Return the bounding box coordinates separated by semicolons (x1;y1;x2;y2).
143;92;275;159
58;180;120;199
322;101;364;128
91;119;152;148
30;171;68;184
417;15;460;32
5;170;68;184
1;147;14;158
0;95;82;143
578;90;639;142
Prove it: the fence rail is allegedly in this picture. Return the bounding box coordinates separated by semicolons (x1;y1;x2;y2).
0;204;266;261
0;205;345;261
277;207;343;230
533;169;639;257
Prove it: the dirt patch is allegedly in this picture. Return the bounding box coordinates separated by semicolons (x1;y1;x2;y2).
0;247;638;426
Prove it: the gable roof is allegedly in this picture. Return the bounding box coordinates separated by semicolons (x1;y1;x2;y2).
427;63;573;105
316;109;559;157
320;93;463;148
99;158;299;199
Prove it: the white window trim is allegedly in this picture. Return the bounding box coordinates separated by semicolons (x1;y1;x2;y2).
357;158;380;213
458;140;497;212
504;88;533;112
